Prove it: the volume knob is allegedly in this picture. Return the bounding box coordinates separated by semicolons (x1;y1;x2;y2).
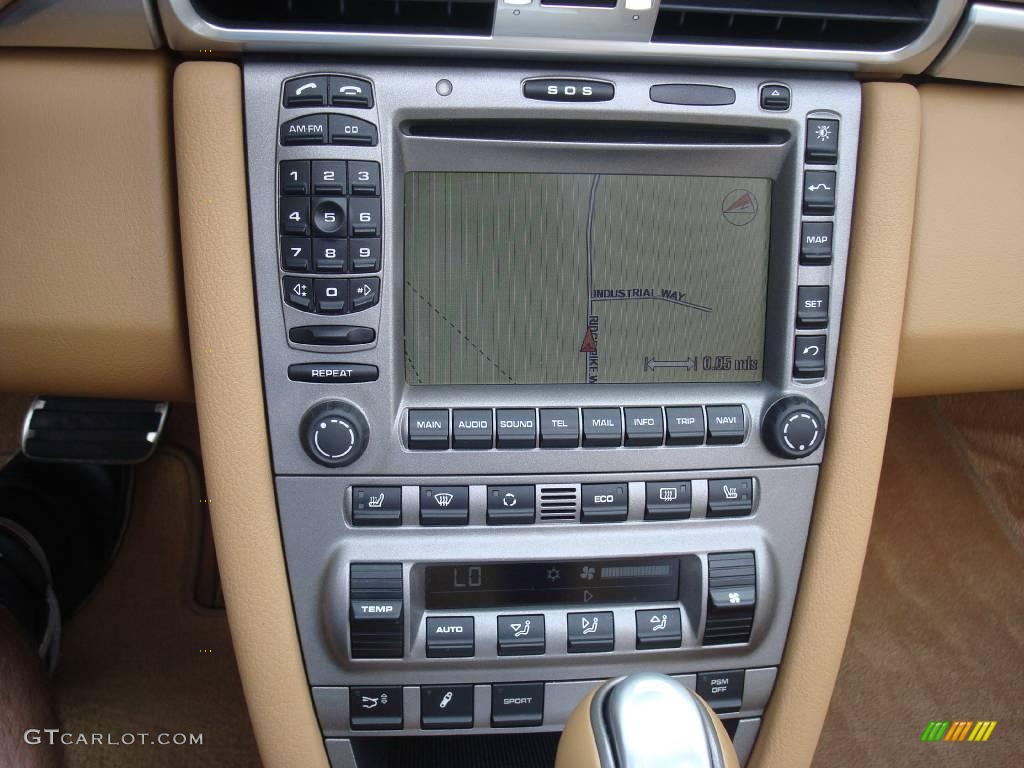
300;401;369;467
761;396;825;459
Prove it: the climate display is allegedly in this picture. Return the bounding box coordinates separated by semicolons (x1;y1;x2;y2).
423;557;680;610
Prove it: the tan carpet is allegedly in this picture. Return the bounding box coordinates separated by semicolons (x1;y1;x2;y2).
54;444;262;767
813;395;1024;767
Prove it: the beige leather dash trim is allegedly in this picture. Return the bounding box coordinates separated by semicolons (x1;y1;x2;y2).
0;51;191;402
751;83;921;768
173;62;329;768
894;84;1024;397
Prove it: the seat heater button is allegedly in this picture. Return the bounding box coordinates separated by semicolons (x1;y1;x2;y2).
351;485;401;526
707;478;754;518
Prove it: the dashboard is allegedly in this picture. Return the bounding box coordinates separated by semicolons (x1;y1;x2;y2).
0;1;1022;768
247;63;858;764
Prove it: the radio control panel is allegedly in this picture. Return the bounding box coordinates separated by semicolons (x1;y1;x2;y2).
244;61;859;765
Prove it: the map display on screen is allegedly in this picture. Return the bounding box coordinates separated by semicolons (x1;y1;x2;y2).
404;172;771;385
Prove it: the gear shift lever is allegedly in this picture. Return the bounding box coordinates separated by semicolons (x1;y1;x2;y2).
556;673;740;768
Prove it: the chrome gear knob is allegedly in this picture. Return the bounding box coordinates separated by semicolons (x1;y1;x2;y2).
556;673;740;768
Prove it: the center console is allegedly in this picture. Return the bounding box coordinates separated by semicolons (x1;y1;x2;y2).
243;62;859;767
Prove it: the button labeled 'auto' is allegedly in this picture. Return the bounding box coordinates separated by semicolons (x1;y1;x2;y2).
425;616;474;658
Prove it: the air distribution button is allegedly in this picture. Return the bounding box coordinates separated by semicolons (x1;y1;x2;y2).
762;396;826;459
300;401;369;467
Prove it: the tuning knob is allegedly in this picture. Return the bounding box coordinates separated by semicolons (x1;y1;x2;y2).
761;396;825;459
300;401;369;467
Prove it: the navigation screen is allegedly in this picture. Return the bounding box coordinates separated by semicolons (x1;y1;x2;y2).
404;172;771;385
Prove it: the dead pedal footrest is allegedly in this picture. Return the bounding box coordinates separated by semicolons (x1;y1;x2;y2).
21;396;168;464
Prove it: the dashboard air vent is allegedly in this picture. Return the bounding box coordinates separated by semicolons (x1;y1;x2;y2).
193;0;495;36
538;485;580;522
653;0;938;50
